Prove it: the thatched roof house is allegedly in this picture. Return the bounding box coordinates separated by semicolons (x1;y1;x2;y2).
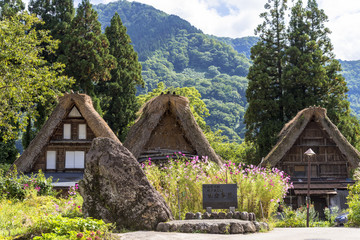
123;94;223;166
263;106;360;168
13;93;120;177
263;106;360;214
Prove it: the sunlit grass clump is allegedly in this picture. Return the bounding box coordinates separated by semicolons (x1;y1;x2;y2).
0;169;113;239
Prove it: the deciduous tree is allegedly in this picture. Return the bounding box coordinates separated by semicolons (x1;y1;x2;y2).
0;13;73;141
27;0;75;140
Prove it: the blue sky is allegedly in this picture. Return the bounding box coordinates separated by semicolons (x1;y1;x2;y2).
27;0;360;60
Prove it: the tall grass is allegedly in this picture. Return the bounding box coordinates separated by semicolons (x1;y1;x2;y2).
143;154;293;220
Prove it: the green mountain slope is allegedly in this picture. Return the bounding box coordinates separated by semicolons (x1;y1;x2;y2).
94;1;201;61
339;60;360;117
94;0;252;141
93;0;360;141
210;36;259;58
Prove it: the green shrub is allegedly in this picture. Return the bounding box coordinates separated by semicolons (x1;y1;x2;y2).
31;215;112;240
0;168;55;200
324;206;339;224
143;156;292;220
0;163;11;174
0;183;113;239
275;205;333;227
346;180;360;226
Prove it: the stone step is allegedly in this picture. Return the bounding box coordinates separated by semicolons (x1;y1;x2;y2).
156;219;269;234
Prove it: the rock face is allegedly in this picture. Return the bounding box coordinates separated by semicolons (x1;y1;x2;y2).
78;137;173;230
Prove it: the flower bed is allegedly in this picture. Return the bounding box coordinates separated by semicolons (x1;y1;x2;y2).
143;154;293;220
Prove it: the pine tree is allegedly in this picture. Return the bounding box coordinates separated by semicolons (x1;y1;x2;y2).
58;0;115;96
282;0;312;119
283;0;340;119
283;0;360;147
244;0;288;160
102;12;144;141
304;0;360;147
245;0;360;162
0;0;24;19
29;0;74;63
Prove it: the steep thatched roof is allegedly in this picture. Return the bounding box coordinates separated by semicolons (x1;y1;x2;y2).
13;93;120;172
263;106;360;168
123;94;223;166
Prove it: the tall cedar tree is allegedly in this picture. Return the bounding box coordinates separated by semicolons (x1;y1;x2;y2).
102;13;144;141
244;0;288;161
283;0;346;119
29;0;74;64
58;0;115;98
304;0;360;147
0;0;24;19
283;0;360;148
246;0;360;162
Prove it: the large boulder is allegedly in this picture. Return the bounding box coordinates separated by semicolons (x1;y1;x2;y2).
78;137;173;230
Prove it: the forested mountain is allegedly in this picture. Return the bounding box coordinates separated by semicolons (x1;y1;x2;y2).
93;0;360;141
339;60;360;117
210;36;259;59
94;0;252;141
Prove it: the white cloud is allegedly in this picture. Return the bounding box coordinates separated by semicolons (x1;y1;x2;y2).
23;0;360;60
126;0;264;38
125;0;360;60
318;0;360;60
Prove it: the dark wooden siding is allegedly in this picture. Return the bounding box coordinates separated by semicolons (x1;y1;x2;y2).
143;109;196;154
276;120;349;179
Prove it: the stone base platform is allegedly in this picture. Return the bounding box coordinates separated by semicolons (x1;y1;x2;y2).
156;219;269;234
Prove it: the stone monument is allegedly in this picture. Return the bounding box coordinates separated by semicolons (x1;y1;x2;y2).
79;137;173;230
